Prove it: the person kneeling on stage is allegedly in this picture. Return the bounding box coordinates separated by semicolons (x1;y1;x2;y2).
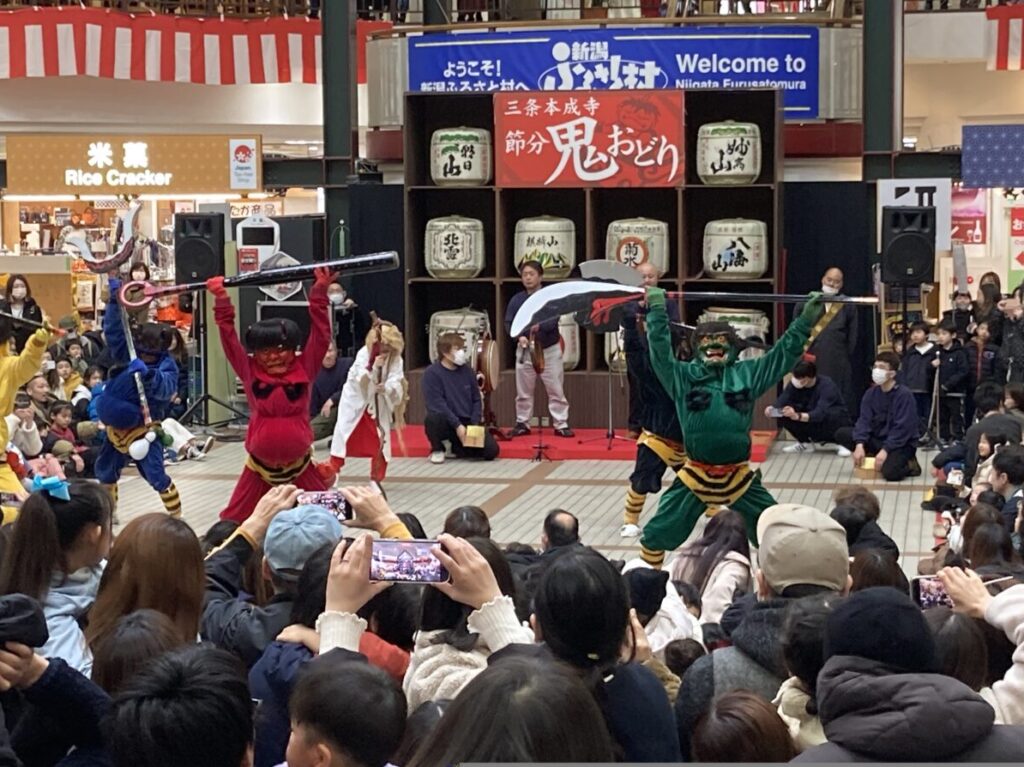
835;352;922;482
768;359;852;456
422;332;499;464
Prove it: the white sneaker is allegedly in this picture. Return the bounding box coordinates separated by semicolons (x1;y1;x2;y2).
620;523;642;538
429;451;445;464
834;445;852;457
782;442;816;453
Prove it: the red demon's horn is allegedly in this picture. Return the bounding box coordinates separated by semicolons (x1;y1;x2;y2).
590;294;640;326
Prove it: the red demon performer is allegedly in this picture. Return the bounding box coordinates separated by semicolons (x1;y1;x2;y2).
207;266;335;522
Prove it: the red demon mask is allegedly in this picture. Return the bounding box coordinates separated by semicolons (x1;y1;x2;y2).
254;346;295;376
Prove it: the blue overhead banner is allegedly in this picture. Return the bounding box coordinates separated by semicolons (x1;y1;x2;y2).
408;26;820;118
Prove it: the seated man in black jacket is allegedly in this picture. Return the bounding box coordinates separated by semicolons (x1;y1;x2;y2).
768;359;852;456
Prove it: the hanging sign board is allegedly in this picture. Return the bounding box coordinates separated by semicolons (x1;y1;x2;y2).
951;187;987;246
494;90;684;188
877;178;952;252
408;26;820;117
5;134;263;196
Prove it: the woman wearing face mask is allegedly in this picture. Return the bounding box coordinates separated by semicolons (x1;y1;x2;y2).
0;274;44;353
421;332;499;465
796;267;859;416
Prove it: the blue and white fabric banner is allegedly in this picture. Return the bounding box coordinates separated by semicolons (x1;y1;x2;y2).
408;26;820;117
963;125;1024;189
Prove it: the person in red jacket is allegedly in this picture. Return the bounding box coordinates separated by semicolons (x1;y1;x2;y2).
206;267;335;522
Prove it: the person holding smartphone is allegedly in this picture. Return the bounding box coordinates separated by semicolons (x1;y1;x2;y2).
767;359;851;457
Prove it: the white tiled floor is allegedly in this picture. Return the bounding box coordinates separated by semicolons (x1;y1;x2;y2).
116;436;938;575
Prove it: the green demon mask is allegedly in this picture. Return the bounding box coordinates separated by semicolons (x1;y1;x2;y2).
693;321;739;367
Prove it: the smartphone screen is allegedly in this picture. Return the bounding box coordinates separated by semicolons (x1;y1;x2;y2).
767;407;784;418
370;539;449;583
911;576;953;609
296;491;352;521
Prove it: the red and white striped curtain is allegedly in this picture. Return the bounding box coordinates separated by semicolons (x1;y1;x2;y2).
987;4;1024;72
0;7;321;85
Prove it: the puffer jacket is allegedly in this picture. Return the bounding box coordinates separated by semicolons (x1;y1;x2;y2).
794;655;1024;762
39;566;103;676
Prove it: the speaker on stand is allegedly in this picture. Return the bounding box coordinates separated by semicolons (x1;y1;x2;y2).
881;205;937;446
173;213;247;429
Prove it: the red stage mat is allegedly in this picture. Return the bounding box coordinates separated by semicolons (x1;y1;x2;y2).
390;427;776;463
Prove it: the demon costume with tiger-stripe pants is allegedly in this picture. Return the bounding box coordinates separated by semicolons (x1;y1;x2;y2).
638;287;822;568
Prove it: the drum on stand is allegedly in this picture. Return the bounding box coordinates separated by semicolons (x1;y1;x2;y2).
476;337;500;393
428;309;490;368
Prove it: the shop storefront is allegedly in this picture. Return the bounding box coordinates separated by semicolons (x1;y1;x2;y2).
0;133;266;325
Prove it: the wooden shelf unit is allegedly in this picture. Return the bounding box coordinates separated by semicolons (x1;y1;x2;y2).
403;90;784;428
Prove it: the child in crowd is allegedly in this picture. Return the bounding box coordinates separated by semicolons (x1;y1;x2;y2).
941;290;976;344
54;356;90;406
64;338;89;376
899;321;934;438
890;332;905;356
974;432;1010;490
966;320;1000;425
933;318;968;444
663;638;705;679
42;402;93;477
989;444;1024;533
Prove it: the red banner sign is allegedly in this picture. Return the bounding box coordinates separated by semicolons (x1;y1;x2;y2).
494;91;684;188
951;186;987;245
1011;208;1024;268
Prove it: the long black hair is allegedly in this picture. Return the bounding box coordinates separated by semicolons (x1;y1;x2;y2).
244;318;302;353
0;480;113;601
532;547;630;675
406;657;616;767
672;509;750;593
420;538;515;651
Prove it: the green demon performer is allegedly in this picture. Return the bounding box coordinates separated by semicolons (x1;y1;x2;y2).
639;287;824;568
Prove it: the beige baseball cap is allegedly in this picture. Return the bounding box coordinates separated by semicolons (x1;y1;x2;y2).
756;504;850;593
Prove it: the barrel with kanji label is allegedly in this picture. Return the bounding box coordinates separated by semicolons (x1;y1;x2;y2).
514;216;576;279
702;218;768;280
696;121;762;186
605;217;669;277
425;216;485;279
430;127;492;187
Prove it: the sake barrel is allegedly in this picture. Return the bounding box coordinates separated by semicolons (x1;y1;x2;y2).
696;121;762;186
559;314;580;371
698;307;770;361
703;219;768;280
427;309;490;367
514;216;576;279
424;216;485;279
606;218;669;277
430;127;493;187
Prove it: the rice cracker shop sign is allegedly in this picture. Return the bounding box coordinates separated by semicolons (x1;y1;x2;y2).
5;135;262;196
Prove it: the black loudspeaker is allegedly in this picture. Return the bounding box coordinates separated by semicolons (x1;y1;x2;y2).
881;206;936;284
174;213;225;283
